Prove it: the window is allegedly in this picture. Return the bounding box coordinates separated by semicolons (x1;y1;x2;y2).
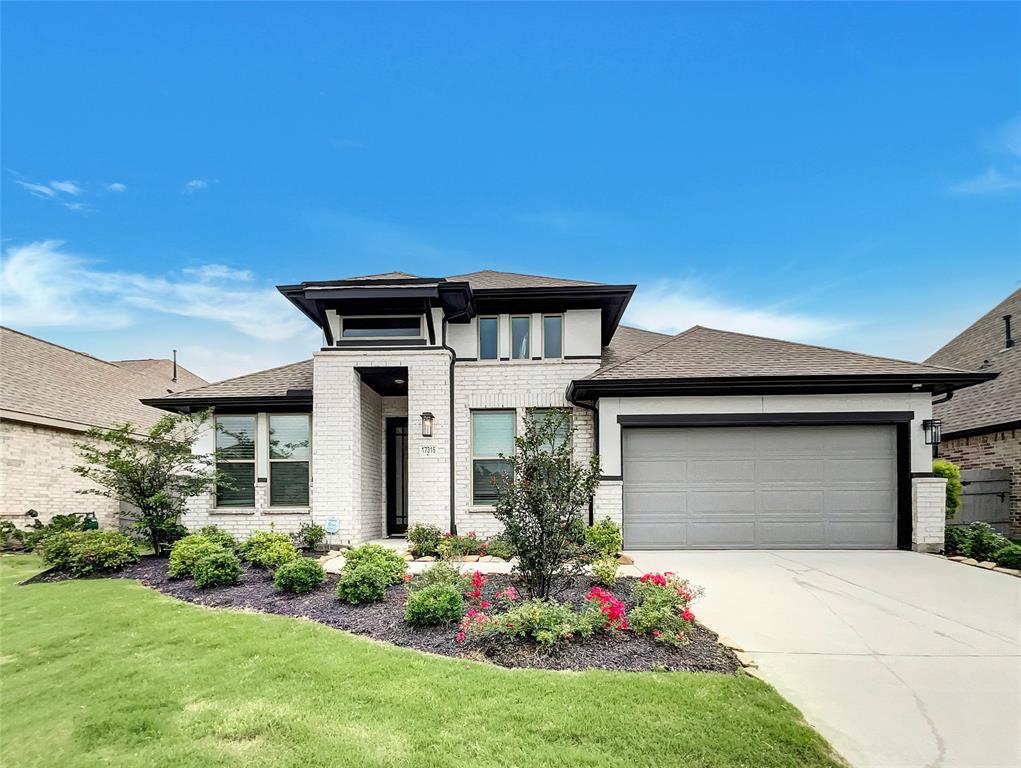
511;316;530;359
527;408;571;452
478;317;498;360
543;315;563;358
269;414;311;506
342;316;420;338
216;415;256;507
472;410;515;505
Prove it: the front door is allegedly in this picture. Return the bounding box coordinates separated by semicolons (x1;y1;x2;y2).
386;417;408;536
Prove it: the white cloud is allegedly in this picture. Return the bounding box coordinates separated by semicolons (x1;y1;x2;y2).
49;180;81;195
949;167;1021;195
624;279;847;342
106;182;127;192
950;116;1021;195
63;202;91;212
15;180;58;199
184;179;213;193
329;137;367;150
183;264;254;282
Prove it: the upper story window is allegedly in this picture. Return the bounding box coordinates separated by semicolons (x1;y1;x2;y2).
215;415;256;507
543;315;563;358
342;316;421;339
478;317;498;360
269;414;311;506
511;316;530;359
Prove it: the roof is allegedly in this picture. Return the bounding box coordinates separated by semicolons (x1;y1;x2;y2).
601;325;671;367
444;270;602;290
0;327;207;432
147;359;313;404
925;288;1020;436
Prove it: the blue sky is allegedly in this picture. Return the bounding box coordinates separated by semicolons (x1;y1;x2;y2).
2;2;1019;381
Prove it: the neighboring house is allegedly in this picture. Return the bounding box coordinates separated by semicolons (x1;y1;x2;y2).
926;288;1021;536
144;270;993;552
0;327;206;527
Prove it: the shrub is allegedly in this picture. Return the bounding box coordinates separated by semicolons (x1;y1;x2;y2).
199;525;238;551
993;543;1021;570
169;534;226;578
628;573;702;646
437;532;483;560
0;521;25;551
192;550;243;588
24;514;85;551
945;526;969;556
274;557;327;594
40;530;87;570
44;530;138;577
241;531;299;569
291;522;327;551
584;586;629;631
413;561;467;591
590;555;619;587
336;563;390;604
343;543;406;585
407;522;442;558
457;599;602;649
483;534;515;560
933;459;963;519
404;583;465;626
962;522;1009;562
585;518;623;557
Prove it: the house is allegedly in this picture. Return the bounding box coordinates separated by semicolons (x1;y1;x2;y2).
925;288;1020;536
143;270;993;552
0;327;206;527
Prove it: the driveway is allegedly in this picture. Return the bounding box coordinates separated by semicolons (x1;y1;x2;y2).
627;550;1021;768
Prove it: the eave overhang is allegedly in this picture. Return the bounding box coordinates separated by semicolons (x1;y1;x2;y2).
141;391;313;415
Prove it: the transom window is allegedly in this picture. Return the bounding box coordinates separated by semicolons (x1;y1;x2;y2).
269;414;311;506
215;415;256;507
471;410;515;505
511;316;530;359
342;316;421;338
542;315;563;358
478;317;498;360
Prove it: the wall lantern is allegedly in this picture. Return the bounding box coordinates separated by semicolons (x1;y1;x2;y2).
922;418;942;446
420;412;435;438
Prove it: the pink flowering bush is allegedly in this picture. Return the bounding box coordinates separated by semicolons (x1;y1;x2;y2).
628;572;702;647
584;586;629;631
456;599;602;649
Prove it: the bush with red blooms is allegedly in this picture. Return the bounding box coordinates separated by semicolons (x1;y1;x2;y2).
584;586;629;631
628;572;702;647
456;599;602;649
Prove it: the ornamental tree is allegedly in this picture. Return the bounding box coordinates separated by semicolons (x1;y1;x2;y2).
492;408;600;599
72;410;223;554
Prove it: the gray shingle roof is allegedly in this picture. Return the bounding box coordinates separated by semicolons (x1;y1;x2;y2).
444;270;602;290
151;359;313;401
925;288;1020;435
601;325;671;367
0;327;207;431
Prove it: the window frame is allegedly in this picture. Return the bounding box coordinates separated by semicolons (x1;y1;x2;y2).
510;315;531;360
267;412;312;508
477;316;499;360
214;414;257;509
340;314;422;340
542;314;564;359
470;408;516;507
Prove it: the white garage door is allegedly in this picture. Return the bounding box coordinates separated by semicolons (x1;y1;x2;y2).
623;425;898;549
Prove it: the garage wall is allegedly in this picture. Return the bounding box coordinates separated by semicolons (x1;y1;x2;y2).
597;392;934;476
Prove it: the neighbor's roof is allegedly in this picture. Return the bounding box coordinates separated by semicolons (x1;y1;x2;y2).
148;359;313;403
0;327;207;432
925;288;1021;436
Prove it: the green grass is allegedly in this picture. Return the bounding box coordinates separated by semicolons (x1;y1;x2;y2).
0;555;843;768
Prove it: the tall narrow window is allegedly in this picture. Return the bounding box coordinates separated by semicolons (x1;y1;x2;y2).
478;317;498;360
472;410;515;505
511;316;530;359
527;408;571;452
269;414;311;506
216;415;256;507
543;315;563;358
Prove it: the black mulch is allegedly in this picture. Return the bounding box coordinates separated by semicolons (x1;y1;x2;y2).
50;556;740;673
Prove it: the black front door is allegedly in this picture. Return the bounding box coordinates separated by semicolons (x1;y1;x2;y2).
386;417;408;536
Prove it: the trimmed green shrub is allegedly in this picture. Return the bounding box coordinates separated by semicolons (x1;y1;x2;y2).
192;550;243;588
342;543;406;585
404;583;465;626
0;521;25;552
24;514;85;551
483;534;515;560
437;533;483;560
628;573;702;647
199;525;238;551
412;561;467;592
933;459;963;519
585;518;623;557
459;599;602;649
993;543;1021;570
590;555;618;587
241;531;299;569
945;526;969;556
336;563;390;604
40;530;87;570
44;530;138;577
274;558;326;594
169;534;226;578
963;522;1009;562
407;523;442;558
291;522;327;551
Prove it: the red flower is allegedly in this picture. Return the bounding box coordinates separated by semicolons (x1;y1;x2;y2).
402;573;413;583
639;573;668;587
480;600;491;609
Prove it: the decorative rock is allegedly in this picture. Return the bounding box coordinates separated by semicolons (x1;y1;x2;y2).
962;558;980;566
617;554;635;565
716;634;744;652
416;556;436;562
478;555;495;562
742;665;766;681
948;556;967;562
993;567;1020;576
734;651;758;669
460;555;480;562
978;561;997;569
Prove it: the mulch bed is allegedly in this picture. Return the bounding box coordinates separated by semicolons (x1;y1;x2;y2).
35;556;740;674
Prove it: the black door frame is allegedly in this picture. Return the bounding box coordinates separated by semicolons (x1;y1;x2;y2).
385;417;409;536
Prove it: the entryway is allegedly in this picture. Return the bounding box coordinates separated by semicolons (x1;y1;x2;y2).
386;417;408;535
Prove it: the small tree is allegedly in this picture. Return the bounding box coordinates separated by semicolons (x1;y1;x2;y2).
492;409;600;599
73;410;222;554
933;458;963;519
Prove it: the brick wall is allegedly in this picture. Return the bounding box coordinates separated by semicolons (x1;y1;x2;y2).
912;476;947;552
1;418;122;527
355;381;383;542
939;427;1021;536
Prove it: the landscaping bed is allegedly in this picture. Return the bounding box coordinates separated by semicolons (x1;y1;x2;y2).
116;555;739;673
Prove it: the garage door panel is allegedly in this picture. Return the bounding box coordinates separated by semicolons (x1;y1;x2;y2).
623;425;898;550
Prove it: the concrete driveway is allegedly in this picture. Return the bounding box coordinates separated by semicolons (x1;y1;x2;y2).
627;550;1021;768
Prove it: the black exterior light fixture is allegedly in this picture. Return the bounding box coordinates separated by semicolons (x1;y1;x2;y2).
421;412;435;438
922;418;942;446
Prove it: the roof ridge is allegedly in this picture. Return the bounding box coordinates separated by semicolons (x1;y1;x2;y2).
926;286;1021;364
588;325;702;379
171;358;312;396
0;325;119;369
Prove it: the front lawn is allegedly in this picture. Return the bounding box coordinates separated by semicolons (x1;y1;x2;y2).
0;555;843;768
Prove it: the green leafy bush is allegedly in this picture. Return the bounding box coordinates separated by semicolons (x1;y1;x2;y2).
241;531;299;569
412;561;467;591
993;543;1021;570
628;573;702;646
483;534;515;560
40;530;87;570
336;563;390;604
590;555;618;587
343;543;406;584
933;459;963;519
407;523;442;558
437;533;483;560
24;514;86;550
458;599;602;649
169;534;227;578
404;583;465;626
291;522;327;551
962;522;1009;562
274;558;327;594
199;525;237;551
0;521;25;551
585;518;623;557
944;526;969;556
42;530;139;577
192;550;243;588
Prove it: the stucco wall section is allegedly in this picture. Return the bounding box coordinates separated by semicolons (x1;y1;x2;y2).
939;428;1021;536
912;476;947;552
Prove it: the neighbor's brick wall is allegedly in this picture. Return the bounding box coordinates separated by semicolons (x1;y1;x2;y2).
939;428;1021;536
912;476;947;552
0;418;121;527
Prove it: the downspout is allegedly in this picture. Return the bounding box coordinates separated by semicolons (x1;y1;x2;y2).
568;388;599;526
441;317;457;535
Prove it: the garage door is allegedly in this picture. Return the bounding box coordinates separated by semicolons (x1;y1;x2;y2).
623;425;898;549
